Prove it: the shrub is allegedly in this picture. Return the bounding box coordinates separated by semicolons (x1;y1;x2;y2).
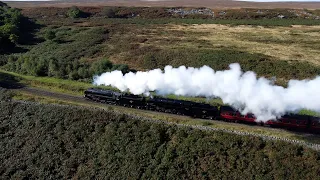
44;30;56;41
0;87;13;101
67;6;84;18
0;55;8;66
0;5;22;52
102;7;117;18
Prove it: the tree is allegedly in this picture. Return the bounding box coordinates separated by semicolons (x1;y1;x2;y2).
0;5;22;52
90;59;113;75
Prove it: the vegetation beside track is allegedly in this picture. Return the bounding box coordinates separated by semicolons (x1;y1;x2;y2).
1;96;320;179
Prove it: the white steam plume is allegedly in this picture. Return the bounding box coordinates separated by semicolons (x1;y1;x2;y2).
93;63;320;122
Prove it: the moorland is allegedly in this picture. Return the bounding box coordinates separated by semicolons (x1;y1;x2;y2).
1;3;320;178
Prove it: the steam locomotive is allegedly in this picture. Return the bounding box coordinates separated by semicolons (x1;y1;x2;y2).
84;88;320;133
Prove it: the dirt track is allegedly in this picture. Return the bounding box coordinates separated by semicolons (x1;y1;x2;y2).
5;0;320;9
18;87;88;103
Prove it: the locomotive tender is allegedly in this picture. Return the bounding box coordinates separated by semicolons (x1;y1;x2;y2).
84;88;320;133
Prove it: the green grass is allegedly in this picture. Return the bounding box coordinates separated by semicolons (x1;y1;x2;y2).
299;109;320;117
14;91;77;105
0;69;108;95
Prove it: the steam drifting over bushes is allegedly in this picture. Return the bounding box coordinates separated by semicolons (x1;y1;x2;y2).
94;63;320;121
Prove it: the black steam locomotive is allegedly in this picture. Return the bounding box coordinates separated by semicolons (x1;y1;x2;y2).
84;88;320;133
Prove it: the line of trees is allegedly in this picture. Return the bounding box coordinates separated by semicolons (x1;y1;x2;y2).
4;56;129;80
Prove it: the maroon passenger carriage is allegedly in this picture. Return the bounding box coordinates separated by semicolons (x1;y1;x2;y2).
219;105;320;132
219;106;256;124
265;115;320;132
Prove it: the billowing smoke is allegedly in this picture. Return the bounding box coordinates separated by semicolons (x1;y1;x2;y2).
93;63;320;121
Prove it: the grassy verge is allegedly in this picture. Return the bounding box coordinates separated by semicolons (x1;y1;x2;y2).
0;69;111;96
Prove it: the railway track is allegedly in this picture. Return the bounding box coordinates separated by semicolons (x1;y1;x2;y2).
11;86;320;151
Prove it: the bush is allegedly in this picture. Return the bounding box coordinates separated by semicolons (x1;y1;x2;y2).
44;30;56;41
90;58;113;75
0;87;13;101
102;7;117;18
0;55;8;66
67;6;84;18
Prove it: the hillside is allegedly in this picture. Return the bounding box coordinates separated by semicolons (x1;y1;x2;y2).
1;97;320;179
1;6;320;86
